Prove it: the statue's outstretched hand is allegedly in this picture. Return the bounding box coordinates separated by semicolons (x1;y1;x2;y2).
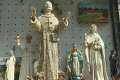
62;11;71;23
62;12;71;27
31;7;36;21
62;17;69;27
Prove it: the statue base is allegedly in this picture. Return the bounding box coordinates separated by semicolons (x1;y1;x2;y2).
71;76;81;80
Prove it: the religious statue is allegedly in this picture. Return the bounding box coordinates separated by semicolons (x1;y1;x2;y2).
31;1;69;80
6;50;16;80
67;44;83;80
109;49;117;80
16;34;33;80
84;24;108;80
16;33;21;46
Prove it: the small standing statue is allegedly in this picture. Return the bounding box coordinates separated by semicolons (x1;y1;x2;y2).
109;49;117;80
17;34;33;80
31;1;69;80
67;44;83;80
6;50;16;80
84;24;108;80
16;33;21;46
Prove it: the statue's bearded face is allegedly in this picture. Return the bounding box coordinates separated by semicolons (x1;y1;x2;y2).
44;1;53;12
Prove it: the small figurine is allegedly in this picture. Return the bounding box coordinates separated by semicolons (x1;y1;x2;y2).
16;33;21;46
16;34;32;80
67;44;83;80
6;50;16;80
109;49;117;80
